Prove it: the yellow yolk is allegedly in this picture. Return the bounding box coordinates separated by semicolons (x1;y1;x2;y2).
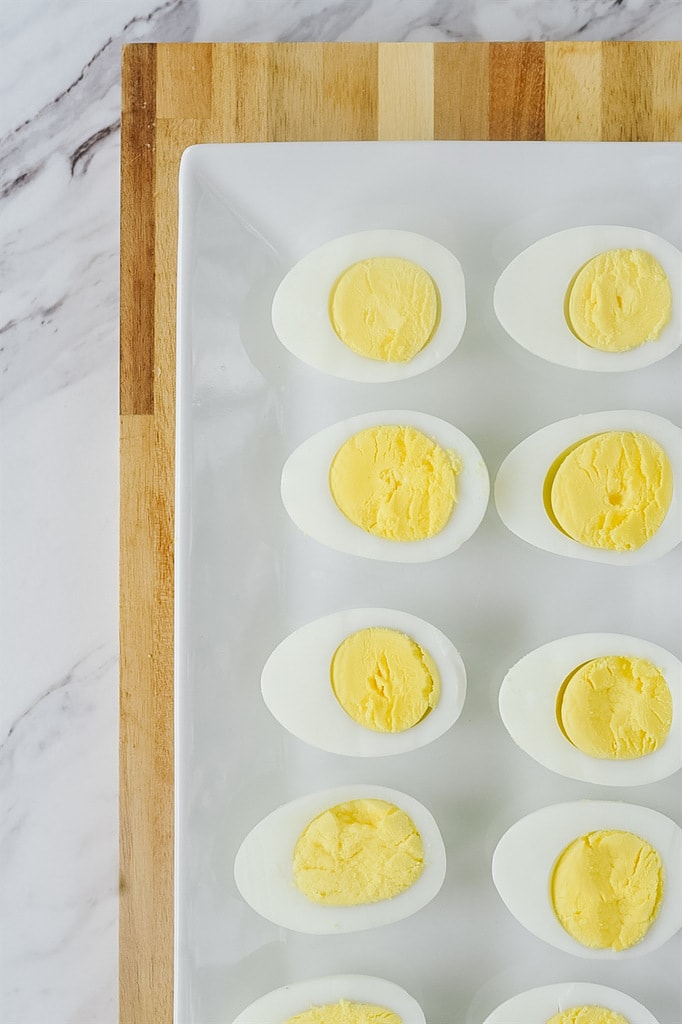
286;1001;402;1024
329;425;460;541
566;248;672;352
546;431;673;551
551;829;663;950
329;257;439;362
293;798;424;906
557;655;673;759
546;1008;630;1024
331;628;441;733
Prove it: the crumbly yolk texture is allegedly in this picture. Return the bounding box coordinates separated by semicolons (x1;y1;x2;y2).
546;431;673;551
329;257;439;362
292;798;424;906
566;248;672;352
329;425;460;541
286;1001;402;1024
551;829;663;951
545;1007;630;1024
557;655;673;760
331;627;441;733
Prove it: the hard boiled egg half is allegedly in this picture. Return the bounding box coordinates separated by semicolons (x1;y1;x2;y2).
494;226;681;371
282;410;489;562
262;608;466;756
482;982;660;1024
232;975;426;1024
494;410;681;564
499;633;681;786
234;784;446;934
492;800;681;959
272;230;466;382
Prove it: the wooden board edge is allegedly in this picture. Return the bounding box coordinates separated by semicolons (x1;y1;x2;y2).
119;40;682;1024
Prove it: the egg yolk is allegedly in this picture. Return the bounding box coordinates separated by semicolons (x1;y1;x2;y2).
566;248;672;352
545;1007;630;1024
329;425;460;541
545;430;673;551
286;1000;402;1024
293;798;424;906
329;256;439;362
331;628;440;733
551;829;663;950
557;655;673;759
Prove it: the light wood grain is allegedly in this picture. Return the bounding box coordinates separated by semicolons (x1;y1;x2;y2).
119;415;172;1023
120;41;682;1023
545;42;603;141
378;43;434;140
156;42;213;119
434;42;489;140
211;44;269;142
601;41;682;141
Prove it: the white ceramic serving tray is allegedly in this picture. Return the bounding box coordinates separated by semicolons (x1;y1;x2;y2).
175;142;681;1024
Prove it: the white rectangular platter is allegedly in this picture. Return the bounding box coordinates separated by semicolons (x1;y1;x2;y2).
175;141;681;1024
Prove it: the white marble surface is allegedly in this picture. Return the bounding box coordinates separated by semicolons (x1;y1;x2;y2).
0;2;679;1022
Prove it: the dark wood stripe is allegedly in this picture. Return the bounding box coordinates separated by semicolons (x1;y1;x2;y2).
120;44;156;416
489;42;545;141
433;43;490;139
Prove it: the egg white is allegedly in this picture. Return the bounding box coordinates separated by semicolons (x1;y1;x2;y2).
499;633;682;786
271;230;466;382
232;974;426;1024
261;608;466;757
494;226;682;372
492;800;682;959
233;784;446;934
281;410;490;563
494;410;682;565
482;982;660;1024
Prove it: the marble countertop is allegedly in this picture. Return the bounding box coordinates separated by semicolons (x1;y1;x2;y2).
1;2;680;1022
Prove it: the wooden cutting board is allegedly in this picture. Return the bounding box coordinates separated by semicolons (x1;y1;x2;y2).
119;41;681;1023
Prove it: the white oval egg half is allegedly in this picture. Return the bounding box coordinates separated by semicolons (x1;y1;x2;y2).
482;982;660;1024
494;410;682;565
499;633;682;786
494;226;682;371
234;784;446;934
261;608;467;757
232;974;426;1024
271;230;466;382
281;410;490;563
492;800;682;959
